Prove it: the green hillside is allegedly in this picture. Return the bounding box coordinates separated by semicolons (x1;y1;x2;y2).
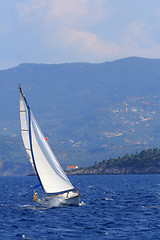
67;149;160;175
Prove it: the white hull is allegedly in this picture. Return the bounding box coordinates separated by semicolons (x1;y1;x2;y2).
37;191;81;207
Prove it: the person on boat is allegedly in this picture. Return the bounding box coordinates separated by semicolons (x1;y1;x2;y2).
33;193;38;202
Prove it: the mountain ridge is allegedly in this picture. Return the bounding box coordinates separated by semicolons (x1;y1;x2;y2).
1;57;160;175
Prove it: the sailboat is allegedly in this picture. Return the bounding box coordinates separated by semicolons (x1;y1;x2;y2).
19;85;80;206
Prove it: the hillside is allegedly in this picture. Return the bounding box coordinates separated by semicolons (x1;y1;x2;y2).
67;149;160;175
0;135;32;176
1;57;160;175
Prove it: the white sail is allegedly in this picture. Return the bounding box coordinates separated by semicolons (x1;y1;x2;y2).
20;92;35;172
19;88;74;194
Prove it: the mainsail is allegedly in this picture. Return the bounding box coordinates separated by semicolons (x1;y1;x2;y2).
19;86;74;194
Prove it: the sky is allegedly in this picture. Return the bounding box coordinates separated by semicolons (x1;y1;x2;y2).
1;0;160;69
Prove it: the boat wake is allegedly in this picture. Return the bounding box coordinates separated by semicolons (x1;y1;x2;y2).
38;197;67;208
21;198;84;209
38;195;82;208
79;201;85;206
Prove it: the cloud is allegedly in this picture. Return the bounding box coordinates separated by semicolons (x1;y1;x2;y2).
45;0;110;27
17;0;46;20
17;0;85;24
117;21;160;59
15;0;160;62
125;21;146;39
122;22;147;53
16;0;115;59
46;0;88;20
65;29;120;59
17;0;108;26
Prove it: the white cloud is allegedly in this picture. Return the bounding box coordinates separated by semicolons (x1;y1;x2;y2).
65;29;120;58
15;0;160;62
125;21;146;38
17;0;46;20
45;0;110;27
17;0;108;26
46;0;87;20
16;0;115;59
122;22;147;54
119;21;160;59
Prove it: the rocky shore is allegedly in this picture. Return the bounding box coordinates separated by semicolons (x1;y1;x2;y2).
67;166;160;175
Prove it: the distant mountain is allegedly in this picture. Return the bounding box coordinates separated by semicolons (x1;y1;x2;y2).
0;135;32;175
1;57;160;175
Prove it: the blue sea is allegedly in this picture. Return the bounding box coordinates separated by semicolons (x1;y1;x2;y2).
0;174;160;239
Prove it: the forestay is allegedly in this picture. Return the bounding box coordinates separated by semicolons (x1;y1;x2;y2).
19;89;74;194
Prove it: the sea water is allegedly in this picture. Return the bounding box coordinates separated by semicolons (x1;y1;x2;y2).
0;174;160;239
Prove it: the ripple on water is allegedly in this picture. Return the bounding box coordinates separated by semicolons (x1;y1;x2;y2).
0;175;160;239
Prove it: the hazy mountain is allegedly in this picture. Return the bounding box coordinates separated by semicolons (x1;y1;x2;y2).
1;57;160;175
